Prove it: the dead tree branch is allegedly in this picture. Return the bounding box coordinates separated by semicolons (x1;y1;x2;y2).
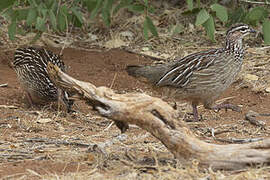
47;62;270;171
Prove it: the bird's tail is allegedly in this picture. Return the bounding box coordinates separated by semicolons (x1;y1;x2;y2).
126;65;146;77
126;65;167;84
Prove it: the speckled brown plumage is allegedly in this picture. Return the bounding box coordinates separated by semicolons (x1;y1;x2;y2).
126;24;256;121
12;47;73;111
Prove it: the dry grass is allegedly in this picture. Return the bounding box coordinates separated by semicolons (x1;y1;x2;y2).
1;4;270;179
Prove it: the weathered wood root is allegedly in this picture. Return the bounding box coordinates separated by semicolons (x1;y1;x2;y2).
47;62;270;171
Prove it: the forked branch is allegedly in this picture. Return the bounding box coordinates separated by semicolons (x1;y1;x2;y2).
47;62;270;171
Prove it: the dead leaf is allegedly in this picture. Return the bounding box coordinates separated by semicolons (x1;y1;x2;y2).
244;74;259;81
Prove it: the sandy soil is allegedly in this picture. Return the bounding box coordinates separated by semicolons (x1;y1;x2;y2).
1;47;270;179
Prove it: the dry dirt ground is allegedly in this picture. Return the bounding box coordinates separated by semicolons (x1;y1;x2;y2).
1;47;270;179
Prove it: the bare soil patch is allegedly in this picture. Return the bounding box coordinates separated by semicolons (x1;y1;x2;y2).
1;48;270;179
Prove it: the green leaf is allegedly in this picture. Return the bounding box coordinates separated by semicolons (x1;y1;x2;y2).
9;10;18;21
41;9;48;18
262;20;270;45
27;0;38;7
102;8;110;27
44;0;54;9
113;0;132;14
105;0;114;10
171;23;184;36
148;6;155;14
143;19;149;40
228;7;245;25
196;0;200;8
211;3;228;22
35;17;46;31
186;0;193;11
17;8;29;21
101;0;113;27
26;8;37;26
85;0;97;12
0;0;16;12
144;0;148;6
8;20;16;41
37;2;47;16
57;14;66;31
48;10;57;30
71;7;83;24
203;15;215;42
90;0;103;19
57;6;68;31
195;9;209;26
71;15;83;27
246;7;268;24
145;16;158;37
128;4;145;13
50;0;57;11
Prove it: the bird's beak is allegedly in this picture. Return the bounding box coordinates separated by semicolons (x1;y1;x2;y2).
250;28;256;33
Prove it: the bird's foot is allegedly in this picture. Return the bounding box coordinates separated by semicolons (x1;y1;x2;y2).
184;113;203;122
184;103;202;122
211;104;241;112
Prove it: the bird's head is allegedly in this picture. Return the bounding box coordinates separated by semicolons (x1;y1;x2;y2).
226;23;256;40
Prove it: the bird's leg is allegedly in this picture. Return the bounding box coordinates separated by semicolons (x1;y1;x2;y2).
57;89;74;113
211;103;241;112
57;88;65;112
26;92;34;107
192;103;199;122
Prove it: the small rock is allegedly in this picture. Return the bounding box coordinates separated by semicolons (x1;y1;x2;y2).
88;33;98;41
265;87;270;93
37;118;52;124
142;47;150;51
188;23;195;33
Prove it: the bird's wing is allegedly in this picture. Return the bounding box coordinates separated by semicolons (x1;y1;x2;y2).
156;48;223;87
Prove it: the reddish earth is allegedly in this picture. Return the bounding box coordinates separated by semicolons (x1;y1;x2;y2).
0;47;270;178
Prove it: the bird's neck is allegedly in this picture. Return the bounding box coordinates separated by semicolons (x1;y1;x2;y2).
225;37;244;54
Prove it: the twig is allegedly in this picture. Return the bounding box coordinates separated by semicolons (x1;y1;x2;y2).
97;134;128;149
25;135;127;150
0;154;33;160
110;73;117;89
215;96;236;104
254;46;270;50
0;105;18;109
0;149;33;154
245;110;266;128
26;169;42;178
0;173;26;180
259;113;270;117
25;138;93;148
211;128;234;139
103;121;114;131
239;0;270;5
214;137;263;144
0;83;8;87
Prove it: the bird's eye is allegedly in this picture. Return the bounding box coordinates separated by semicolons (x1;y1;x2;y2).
240;29;248;33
